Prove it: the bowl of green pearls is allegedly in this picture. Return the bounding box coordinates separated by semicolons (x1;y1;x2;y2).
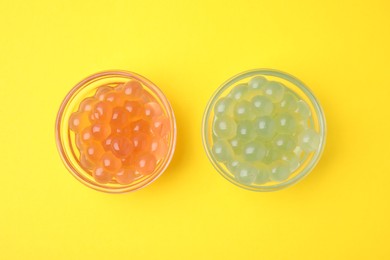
202;69;326;191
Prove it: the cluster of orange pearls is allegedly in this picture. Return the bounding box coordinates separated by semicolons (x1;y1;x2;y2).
68;80;170;184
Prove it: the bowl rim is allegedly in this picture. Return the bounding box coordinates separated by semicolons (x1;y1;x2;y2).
55;70;177;193
202;68;327;192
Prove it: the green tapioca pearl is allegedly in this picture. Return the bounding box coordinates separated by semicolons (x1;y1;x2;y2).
235;163;258;185
270;160;291;182
251;95;273;116
213;115;237;139
253;116;276;140
273;134;297;151
236;120;256;141
225;160;240;174
274;113;297;134
254;163;271;184
278;92;298;112
248;76;267;91
264;148;281;164
229;83;249;100
298;129;320;152
263;81;285;103
234;100;254;120
214;97;235;116
242;141;267;161
280;152;300;171
295;100;311;119
212;139;234;162
229;137;246;154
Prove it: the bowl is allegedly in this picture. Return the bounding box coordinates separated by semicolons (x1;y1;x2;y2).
56;70;176;193
202;69;326;191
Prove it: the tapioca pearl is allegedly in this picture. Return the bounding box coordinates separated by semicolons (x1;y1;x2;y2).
274;113;297;134
101;152;122;173
251;95;274;116
233;100;254;120
235;163;258;185
91;101;113;123
248;76;267;91
124;101;143;121
80;153;94;171
228;83;249;100
150;137;168;160
212;139;234;162
91;123;111;141
298;129;320;152
111;136;134;158
122;80;144;100
69;111;89;133
295;100;311;119
144;102;163;119
278;92;298;112
253;116;275;140
264;148;281;164
293;146;304;160
130;133;151;153
225;160;240;174
296;118;310;133
85;142;105;163
242;142;266;161
134;153;157;175
80;126;93;144
151;116;170;137
79;97;96;112
93;167;113;184
104;91;126;107
95;86;113;101
236;120;256;141
228;137;246;155
110;107;129;129
254;163;271;184
263;81;285;103
213;115;237;139
270;160;291;182
121;156;133;168
273;134;297;152
124;119;150;135
214;97;235;116
115;168;137;185
280;152;300;172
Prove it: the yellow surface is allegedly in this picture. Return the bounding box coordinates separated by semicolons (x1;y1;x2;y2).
0;0;389;259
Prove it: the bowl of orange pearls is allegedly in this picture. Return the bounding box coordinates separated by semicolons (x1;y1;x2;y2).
56;71;176;193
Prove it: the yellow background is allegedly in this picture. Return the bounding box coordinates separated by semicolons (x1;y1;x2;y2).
1;0;389;259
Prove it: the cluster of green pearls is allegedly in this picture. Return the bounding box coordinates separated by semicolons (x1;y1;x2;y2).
211;76;321;185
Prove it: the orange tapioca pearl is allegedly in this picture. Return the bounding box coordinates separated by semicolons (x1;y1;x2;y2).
134;153;157;175
80;153;94;170
104;91;126;107
85;142;105;163
123;119;150;135
111;107;130;130
95;85;113;101
103;134;115;151
129;133;151;153
93;167;113;184
122;80;143;100
144;102;163;119
115;168;137;185
80;126;93;144
101;152;122;173
124;101;143;121
91;123;111;141
150;137;168;160
69;111;89;133
121;156;134;168
78;97;96;112
111;135;134;158
91;101;113;123
151;116;171;137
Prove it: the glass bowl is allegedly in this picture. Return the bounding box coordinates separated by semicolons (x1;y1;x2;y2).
202;69;326;191
55;70;177;193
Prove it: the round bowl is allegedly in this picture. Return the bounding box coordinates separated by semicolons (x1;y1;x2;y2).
202;69;326;191
56;70;177;193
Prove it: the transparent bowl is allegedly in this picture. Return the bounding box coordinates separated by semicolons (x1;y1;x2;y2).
202;69;326;191
56;70;177;193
